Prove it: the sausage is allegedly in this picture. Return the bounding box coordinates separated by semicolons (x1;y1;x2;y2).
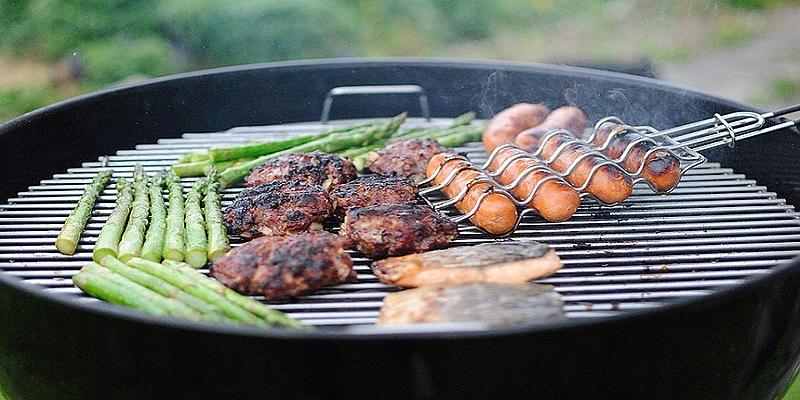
487;147;581;222
482;103;550;152
587;123;681;193
515;128;633;204
538;106;588;134
426;153;518;235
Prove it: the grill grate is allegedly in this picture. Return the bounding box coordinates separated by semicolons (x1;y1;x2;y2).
1;117;799;327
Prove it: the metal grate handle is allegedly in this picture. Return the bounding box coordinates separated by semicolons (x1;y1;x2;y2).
320;85;431;123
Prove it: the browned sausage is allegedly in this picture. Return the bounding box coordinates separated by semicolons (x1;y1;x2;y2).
538;106;588;134
587;123;681;193
515;128;633;204
427;153;518;235
487;147;581;222
482;103;550;152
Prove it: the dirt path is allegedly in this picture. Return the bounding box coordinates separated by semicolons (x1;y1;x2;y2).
0;53;51;89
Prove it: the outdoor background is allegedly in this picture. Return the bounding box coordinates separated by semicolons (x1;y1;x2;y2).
1;0;799;399
1;0;799;122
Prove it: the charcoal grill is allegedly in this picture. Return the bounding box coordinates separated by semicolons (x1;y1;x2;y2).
1;59;799;399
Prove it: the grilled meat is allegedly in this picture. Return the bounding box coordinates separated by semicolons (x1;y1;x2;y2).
210;232;355;299
339;203;458;258
365;139;446;181
329;175;419;216
245;151;357;190
377;282;565;326
223;180;330;238
371;241;562;287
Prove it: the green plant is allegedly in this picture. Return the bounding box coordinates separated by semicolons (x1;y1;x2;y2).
79;36;182;88
2;0;161;61
159;0;359;66
0;86;59;121
708;15;755;47
772;77;800;101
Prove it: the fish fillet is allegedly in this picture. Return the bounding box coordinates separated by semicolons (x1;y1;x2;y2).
378;282;565;326
371;241;562;287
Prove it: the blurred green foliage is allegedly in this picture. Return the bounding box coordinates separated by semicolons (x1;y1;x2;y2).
0;87;60;118
1;0;798;122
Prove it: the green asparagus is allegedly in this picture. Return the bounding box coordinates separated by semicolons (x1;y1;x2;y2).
99;255;228;320
140;173;167;262
206;122;379;162
162;171;186;261
219;113;407;188
433;124;484;147
55;170;112;255
126;257;265;325
184;178;207;268
177;151;210;164
171;160;211;177
118;165;150;262
92;179;134;263
80;262;204;320
171;158;255;177
73;269;169;316
208;132;326;162
173;262;305;329
204;168;230;261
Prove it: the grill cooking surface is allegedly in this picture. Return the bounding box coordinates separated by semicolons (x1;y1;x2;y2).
1;117;799;328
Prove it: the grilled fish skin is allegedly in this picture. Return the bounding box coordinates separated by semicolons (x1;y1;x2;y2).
365;139;446;182
371;241;562;287
223;180;330;238
378;282;565;326
210;232;355;299
339;203;458;259
329;174;418;216
245;151;357;190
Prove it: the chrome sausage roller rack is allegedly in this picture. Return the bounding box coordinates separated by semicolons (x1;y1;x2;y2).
419;103;800;234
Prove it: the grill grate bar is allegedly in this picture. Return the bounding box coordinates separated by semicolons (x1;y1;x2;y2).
1;117;799;329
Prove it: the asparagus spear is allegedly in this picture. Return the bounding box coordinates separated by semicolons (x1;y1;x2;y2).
162;171;186;261
55;170;112;255
92;179;134;263
99;255;228;320
118;165;150;262
204;168;230;262
208;133;328;163
171;160;211;177
434;124;484;147
219;113;407;188
172;262;305;329
80;262;205;320
126;257;265;325
73;269;169;316
343;112;476;166
140;173;167;262
184;178;208;268
171;158;254;177
339;142;387;159
207;122;379;162
177;152;211;164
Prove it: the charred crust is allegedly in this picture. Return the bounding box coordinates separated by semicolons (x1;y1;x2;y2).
210;232;355;299
245;151;357;189
223;180;330;237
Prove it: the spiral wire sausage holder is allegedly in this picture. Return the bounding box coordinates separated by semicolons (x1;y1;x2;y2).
419;103;800;235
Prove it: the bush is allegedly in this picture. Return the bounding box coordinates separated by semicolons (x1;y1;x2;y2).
1;0;161;61
0;86;60;121
79;36;183;88
159;0;360;66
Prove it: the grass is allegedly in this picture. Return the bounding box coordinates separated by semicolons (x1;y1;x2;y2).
782;371;800;400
